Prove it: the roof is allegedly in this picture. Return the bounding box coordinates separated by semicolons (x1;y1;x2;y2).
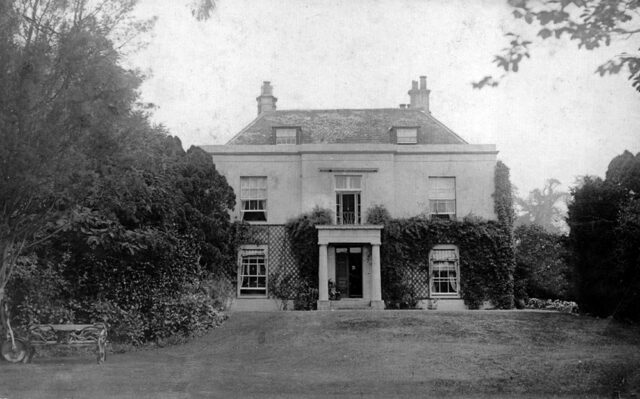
227;109;467;145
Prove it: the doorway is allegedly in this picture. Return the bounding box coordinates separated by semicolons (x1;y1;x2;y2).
335;247;363;298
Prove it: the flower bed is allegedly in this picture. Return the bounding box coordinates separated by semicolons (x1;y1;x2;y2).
526;298;579;313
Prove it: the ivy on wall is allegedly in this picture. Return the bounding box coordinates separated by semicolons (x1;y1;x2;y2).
380;218;515;309
494;160;515;232
285;207;332;286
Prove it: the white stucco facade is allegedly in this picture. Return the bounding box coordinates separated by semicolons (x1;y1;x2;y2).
203;143;498;224
204;78;499;311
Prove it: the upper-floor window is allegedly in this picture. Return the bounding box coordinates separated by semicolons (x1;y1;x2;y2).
240;176;267;222
429;177;456;220
396;128;418;144
275;128;298;144
335;175;361;225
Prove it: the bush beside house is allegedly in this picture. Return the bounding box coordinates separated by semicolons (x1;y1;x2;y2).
513;224;572;306
5;144;240;346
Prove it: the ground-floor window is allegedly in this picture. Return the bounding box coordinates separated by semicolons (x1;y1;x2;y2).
429;245;460;297
238;246;268;297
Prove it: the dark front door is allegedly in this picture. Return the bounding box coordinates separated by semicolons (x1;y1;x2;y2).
335;247;363;298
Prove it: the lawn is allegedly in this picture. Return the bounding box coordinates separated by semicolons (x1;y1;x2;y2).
1;310;639;398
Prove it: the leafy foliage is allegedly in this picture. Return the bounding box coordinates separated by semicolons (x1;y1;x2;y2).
380;218;515;309
493;161;515;232
568;151;640;321
475;0;640;92
0;0;155;309
513;224;572;306
365;204;392;225
285;207;332;289
1;0;238;344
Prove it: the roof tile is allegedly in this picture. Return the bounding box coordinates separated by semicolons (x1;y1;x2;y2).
228;109;467;145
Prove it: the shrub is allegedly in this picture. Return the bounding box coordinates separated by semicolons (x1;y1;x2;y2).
366;204;391;225
514;224;572;304
82;300;146;345
147;293;226;340
202;275;236;310
568;173;639;320
293;282;319;311
268;271;301;310
15;300;76;326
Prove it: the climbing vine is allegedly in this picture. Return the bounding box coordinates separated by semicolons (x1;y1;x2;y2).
380;217;515;309
493;160;515;232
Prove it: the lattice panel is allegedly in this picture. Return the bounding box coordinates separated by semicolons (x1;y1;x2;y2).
246;225;269;245
405;268;430;299
244;225;303;299
267;225;300;281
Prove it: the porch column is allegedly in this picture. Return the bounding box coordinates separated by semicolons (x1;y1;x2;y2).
371;243;384;309
317;244;330;310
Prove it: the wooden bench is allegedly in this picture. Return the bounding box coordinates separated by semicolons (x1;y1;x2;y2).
23;323;108;364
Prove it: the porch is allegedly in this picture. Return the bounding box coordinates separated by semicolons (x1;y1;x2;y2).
316;225;384;310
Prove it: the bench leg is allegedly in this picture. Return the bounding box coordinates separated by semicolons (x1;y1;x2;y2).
96;336;106;364
24;344;36;363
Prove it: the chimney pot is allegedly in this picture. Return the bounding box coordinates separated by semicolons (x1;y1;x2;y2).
407;76;431;113
261;81;273;95
419;76;427;90
257;81;277;114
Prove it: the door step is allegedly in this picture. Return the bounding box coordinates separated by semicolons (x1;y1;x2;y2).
330;299;372;310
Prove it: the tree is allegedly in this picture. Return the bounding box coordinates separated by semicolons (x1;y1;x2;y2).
474;0;640;92
0;0;156;308
515;178;568;234
567;151;640;320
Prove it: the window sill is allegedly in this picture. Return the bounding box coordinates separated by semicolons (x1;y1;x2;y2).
237;295;268;299
429;295;461;299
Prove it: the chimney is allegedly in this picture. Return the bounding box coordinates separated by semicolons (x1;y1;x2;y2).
407;76;431;112
256;81;277;115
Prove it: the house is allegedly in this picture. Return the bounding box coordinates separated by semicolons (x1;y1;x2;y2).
202;77;498;311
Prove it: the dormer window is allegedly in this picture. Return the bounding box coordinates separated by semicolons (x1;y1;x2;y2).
396;128;418;144
274;127;298;144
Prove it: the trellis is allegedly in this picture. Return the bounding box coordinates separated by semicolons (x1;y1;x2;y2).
245;225;301;290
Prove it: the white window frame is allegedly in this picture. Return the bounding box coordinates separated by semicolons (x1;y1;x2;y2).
275;128;297;144
396;128;418;144
428;177;456;220
240;176;267;222
335;175;362;225
237;245;268;298
429;245;460;298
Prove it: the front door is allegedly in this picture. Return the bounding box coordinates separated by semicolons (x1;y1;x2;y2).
335;247;363;298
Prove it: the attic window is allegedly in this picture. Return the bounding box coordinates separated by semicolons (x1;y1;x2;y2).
396;128;418;144
275;128;298;144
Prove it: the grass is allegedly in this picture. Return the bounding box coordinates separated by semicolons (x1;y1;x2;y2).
1;310;640;398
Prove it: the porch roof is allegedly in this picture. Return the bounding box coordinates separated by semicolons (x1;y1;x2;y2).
316;224;383;245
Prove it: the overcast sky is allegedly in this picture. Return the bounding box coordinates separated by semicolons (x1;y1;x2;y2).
131;0;640;195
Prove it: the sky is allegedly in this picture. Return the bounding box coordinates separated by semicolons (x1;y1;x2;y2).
130;0;640;195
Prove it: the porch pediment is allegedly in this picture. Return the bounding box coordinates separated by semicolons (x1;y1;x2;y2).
316;224;383;245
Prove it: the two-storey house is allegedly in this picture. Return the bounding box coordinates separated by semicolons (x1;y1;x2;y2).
202;77;498;311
